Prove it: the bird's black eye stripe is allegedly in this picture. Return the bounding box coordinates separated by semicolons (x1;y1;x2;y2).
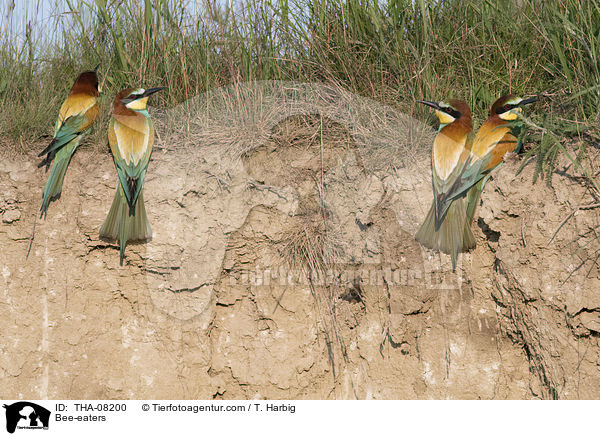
444;108;461;119
496;104;513;115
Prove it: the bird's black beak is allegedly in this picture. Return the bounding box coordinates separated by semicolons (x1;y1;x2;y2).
94;64;100;73
416;100;441;111
142;87;165;98
519;96;538;106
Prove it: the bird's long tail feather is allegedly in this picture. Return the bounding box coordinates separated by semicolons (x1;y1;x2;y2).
465;175;491;226
99;184;152;265
415;198;476;271
39;141;78;219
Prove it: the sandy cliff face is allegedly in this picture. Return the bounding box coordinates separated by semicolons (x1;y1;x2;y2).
1;114;598;399
471;155;600;399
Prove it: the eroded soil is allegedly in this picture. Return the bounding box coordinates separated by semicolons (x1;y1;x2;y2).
1;114;599;399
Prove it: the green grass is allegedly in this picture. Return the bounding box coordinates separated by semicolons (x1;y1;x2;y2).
1;0;599;187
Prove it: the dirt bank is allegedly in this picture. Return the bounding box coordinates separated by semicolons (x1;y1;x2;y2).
1;109;599;399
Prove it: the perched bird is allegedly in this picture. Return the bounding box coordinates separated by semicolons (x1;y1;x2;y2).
99;86;164;265
38;67;100;218
414;99;476;271
460;95;538;224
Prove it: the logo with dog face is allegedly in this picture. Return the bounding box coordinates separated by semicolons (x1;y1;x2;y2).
3;402;50;433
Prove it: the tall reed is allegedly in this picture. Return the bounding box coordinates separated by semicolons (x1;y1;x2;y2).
1;0;599;152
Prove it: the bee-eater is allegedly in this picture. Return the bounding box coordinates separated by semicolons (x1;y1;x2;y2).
462;95;538;224
99;86;164;265
414;99;476;271
38;67;100;218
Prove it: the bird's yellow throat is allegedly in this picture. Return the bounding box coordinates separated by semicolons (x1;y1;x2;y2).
126;97;149;111
498;109;520;121
435;110;455;125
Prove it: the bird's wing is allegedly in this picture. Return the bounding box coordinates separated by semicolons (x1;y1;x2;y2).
109;114;154;208
446;155;492;202
54;93;98;134
432;130;472;197
38;113;85;159
431;130;473;222
38;94;98;158
444;119;523;204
